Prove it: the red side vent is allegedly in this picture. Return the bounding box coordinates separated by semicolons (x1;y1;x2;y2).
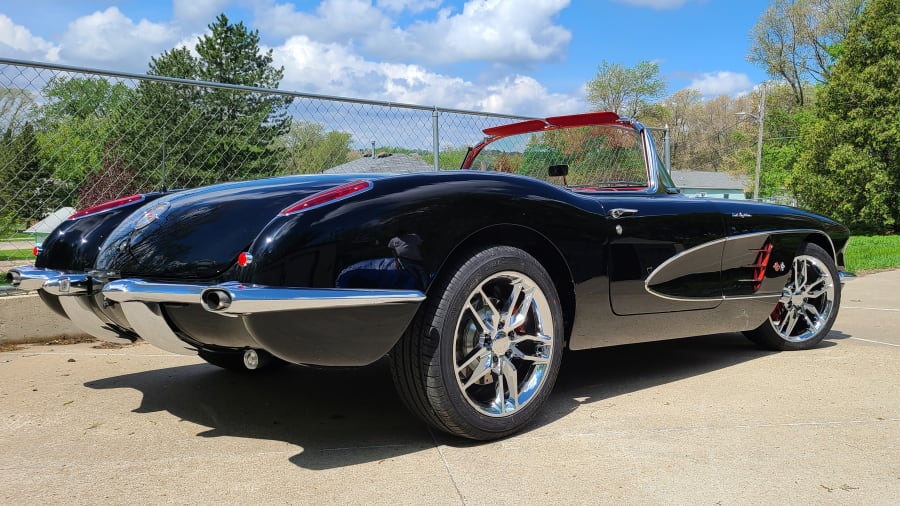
279;180;372;216
67;194;145;221
749;241;774;292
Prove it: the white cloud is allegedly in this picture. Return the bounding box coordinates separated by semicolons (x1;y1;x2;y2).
256;0;572;65
376;0;571;64
0;14;60;62
472;75;582;115
57;7;178;69
255;0;395;41
2;2;583;117
376;0;443;12
271;35;582;115
688;71;753;97
173;0;231;25
612;0;690;8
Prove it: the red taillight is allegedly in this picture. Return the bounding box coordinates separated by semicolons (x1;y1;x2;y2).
68;194;145;220
279;180;372;216
237;252;253;267
32;246;40;256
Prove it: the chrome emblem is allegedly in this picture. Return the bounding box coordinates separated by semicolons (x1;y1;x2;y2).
133;202;170;230
772;261;786;272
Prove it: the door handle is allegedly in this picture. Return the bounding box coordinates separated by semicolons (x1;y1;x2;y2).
609;208;638;219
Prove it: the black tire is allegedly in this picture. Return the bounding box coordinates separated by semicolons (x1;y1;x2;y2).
390;246;565;440
198;348;286;373
743;243;841;351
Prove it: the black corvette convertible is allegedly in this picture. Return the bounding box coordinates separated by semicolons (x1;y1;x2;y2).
10;112;850;440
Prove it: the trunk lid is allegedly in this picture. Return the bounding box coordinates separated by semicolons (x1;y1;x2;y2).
95;174;380;280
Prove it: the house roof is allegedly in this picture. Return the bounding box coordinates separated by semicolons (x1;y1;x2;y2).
671;170;748;190
25;207;75;234
325;152;433;174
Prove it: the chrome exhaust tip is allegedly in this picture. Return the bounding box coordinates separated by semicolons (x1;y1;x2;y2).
6;270;20;287
201;288;232;312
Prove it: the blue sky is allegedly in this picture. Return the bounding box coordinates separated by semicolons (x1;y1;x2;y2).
0;0;770;116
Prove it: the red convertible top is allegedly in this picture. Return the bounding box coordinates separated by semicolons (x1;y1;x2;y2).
482;112;624;138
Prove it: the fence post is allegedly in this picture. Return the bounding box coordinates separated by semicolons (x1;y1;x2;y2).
432;107;439;171
161;131;167;191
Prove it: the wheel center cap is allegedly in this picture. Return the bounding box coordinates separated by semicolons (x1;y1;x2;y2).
492;335;511;355
791;294;806;306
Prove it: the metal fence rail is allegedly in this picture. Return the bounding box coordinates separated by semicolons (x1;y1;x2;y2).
0;58;537;288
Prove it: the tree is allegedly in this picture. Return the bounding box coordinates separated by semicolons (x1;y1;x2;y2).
277;121;352;174
0;87;34;133
586;60;666;119
747;0;866;105
121;13;292;188
792;0;900;232
0;123;61;228
35;76;133;184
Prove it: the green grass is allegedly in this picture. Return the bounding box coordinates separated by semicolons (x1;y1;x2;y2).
0;233;34;241
844;235;900;274
0;249;35;262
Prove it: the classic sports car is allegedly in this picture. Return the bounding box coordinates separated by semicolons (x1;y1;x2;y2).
10;112;850;440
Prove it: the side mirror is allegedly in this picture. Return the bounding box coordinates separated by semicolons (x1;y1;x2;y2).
548;164;569;177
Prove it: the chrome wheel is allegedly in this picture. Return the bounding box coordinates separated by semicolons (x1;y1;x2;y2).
453;271;555;417
770;254;836;342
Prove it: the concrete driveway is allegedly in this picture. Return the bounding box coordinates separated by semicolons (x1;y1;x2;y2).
1;271;898;505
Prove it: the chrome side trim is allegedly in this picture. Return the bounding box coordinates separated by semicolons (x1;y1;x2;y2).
119;302;197;355
103;279;207;304
203;282;426;315
6;265;64;290
57;295;133;344
839;271;856;283
644;228;833;303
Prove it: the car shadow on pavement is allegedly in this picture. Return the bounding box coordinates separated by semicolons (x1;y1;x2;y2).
84;331;836;470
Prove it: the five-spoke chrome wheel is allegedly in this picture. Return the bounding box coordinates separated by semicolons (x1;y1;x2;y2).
390;245;564;440
453;271;554;417
770;254;835;342
744;242;841;351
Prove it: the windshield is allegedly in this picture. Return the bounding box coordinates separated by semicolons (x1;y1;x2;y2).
468;124;648;190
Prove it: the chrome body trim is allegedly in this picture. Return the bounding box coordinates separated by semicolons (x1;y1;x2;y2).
202;282;427;315
643;229;833;303
102;279;426;315
102;279;207;304
839;271;856;283
42;274;90;296
119;302;197;355
6;265;64;291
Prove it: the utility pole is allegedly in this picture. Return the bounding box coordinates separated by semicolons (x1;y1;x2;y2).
753;84;766;201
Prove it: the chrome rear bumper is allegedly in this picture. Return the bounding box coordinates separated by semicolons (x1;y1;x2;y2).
8;266;426;363
102;279;426;314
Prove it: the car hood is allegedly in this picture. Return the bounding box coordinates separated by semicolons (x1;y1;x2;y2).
94;174;381;280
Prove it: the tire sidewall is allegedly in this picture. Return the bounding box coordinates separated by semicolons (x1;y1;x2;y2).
765;242;841;350
428;246;564;437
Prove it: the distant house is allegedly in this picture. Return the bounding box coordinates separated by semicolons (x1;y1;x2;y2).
25;207;75;243
326;152;433;174
671;170;748;200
